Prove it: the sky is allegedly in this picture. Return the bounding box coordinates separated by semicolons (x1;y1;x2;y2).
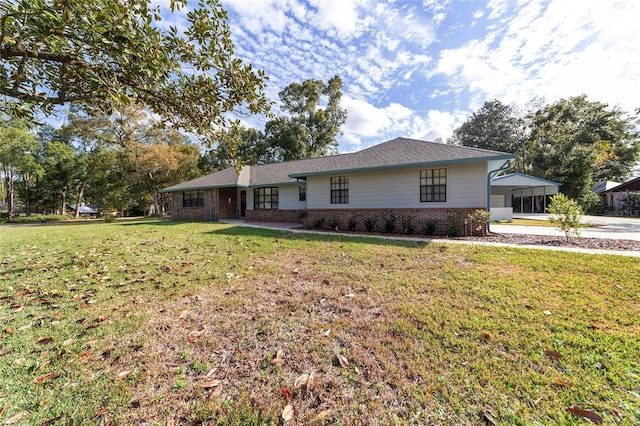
160;0;640;153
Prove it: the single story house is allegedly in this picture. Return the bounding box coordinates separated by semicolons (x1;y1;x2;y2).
594;176;640;214
162;137;522;233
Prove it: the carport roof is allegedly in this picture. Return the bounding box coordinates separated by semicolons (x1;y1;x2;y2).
491;173;561;189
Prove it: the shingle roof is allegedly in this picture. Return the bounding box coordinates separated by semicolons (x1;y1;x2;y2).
162;137;514;192
491;173;561;188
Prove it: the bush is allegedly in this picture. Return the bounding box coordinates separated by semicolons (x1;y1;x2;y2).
364;218;376;232
424;220;437;236
384;212;396;233
103;214;117;223
312;217;325;229
621;191;640;217
547;193;585;241
467;209;491;237
327;216;339;230
579;192;604;215
445;215;462;237
401;217;415;235
347;216;357;231
6;214;72;223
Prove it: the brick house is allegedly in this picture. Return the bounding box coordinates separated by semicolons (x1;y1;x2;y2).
161;137;516;234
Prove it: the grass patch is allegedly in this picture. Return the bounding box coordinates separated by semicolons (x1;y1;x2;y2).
0;221;638;424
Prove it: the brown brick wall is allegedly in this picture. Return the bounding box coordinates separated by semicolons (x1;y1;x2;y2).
245;209;302;223
218;187;238;219
304;207;487;236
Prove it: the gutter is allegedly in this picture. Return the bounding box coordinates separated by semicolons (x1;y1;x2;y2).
487;160;513;234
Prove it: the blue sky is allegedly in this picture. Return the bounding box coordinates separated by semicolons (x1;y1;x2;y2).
161;0;640;153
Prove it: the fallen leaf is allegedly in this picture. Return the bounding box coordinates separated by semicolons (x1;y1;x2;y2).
282;404;294;423
294;373;309;389
0;348;12;357
115;370;132;380
36;337;54;345
336;354;349;367
543;310;552;316
34;372;54;383
544;350;563;360
199;379;221;389
5;410;28;424
567;406;603;424
553;380;571;387
39;414;63;425
314;409;332;421
307;371;316;390
210;384;223;399
280;387;293;400
93;407;110;418
270;349;285;367
321;329;331;337
205;367;218;377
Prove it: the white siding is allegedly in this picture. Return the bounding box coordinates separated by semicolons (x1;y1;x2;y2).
245;184;305;210
306;163;488;209
278;184;306;210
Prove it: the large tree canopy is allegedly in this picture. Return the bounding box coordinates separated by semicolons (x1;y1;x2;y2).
0;0;269;138
448;99;524;155
205;75;348;170
526;95;639;199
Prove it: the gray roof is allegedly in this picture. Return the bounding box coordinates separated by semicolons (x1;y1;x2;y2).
162;137;514;192
491;173;561;188
593;180;621;194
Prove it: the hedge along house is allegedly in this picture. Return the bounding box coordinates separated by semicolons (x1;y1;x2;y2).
161;137;516;233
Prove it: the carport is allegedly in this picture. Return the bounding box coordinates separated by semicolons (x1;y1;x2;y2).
490;173;561;220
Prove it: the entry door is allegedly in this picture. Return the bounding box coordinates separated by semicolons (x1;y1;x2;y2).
240;191;246;217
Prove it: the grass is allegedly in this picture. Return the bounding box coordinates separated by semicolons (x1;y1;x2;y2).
1;221;639;425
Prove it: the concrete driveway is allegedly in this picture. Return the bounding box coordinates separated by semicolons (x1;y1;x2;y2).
490;214;640;241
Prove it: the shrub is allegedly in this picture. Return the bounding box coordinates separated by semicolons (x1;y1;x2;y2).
467;209;491;237
327;216;339;231
347;216;357;231
424;220;437;236
364;217;376;232
312;217;325;229
401;217;415;235
547;193;585;241
579;192;604;215
384;212;396;233
297;209;309;220
7;214;72;223
621;191;640;217
103;214;117;223
445;215;462;237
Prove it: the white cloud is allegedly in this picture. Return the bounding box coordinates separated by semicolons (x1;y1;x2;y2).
432;0;640;112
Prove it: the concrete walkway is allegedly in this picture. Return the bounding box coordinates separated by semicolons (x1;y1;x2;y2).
492;214;640;241
221;218;640;257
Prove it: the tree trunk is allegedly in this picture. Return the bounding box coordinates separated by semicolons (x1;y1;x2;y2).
61;185;67;216
151;185;160;216
5;172;14;217
74;181;85;219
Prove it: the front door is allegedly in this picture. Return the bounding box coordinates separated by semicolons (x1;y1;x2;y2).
240;191;246;218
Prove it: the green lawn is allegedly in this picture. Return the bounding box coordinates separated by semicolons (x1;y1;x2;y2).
1;221;638;425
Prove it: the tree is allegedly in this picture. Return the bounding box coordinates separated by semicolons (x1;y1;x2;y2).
0;120;42;216
547;193;585;241
448;99;525;156
526;95;639;199
0;0;269;142
265;75;347;161
205;76;348;168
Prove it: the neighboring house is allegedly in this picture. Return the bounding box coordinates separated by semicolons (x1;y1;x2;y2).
490;173;560;220
68;202;98;217
595;177;640;214
163;137;518;233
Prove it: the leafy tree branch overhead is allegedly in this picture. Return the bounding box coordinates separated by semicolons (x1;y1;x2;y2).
0;0;270;138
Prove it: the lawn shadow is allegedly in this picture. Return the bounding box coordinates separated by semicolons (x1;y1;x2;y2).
206;224;437;249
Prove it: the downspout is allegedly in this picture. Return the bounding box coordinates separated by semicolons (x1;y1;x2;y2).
487;160;512;234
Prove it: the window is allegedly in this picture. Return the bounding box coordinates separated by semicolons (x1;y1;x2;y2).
330;176;349;204
254;187;279;210
420;169;446;202
183;190;204;207
299;185;306;201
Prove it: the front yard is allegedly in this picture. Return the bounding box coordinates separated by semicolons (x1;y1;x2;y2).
1;221;638;425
